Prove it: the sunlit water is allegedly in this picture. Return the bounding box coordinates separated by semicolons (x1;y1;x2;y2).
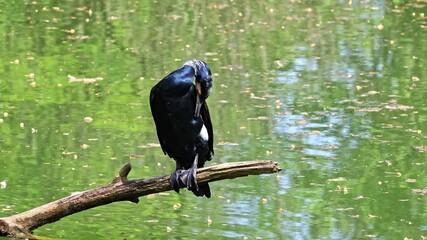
1;1;426;239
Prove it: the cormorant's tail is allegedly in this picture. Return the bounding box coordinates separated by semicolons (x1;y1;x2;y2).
191;183;211;198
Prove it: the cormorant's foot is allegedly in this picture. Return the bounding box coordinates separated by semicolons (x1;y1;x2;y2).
170;167;199;194
184;166;199;192
170;169;184;193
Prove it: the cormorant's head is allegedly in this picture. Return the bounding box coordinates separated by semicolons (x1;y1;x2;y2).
184;59;213;102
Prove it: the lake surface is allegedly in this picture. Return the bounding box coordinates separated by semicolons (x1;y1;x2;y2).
1;1;426;239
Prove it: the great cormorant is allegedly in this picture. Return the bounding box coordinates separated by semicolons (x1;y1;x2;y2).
149;60;214;198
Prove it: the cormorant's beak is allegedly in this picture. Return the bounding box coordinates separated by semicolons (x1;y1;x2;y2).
195;82;202;117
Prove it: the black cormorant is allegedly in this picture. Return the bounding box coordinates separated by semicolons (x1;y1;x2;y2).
149;60;214;198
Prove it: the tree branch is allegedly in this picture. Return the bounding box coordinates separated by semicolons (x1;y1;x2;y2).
0;160;280;238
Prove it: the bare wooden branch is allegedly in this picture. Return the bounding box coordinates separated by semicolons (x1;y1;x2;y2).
111;162;132;184
0;160;280;238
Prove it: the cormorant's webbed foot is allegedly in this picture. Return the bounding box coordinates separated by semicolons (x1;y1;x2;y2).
170;154;206;196
170;167;200;193
170;169;184;193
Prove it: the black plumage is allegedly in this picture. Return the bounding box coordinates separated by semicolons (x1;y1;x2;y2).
149;60;214;198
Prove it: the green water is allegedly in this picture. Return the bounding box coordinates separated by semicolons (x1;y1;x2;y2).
1;1;426;239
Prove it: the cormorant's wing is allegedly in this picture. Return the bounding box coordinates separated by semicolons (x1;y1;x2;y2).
149;84;171;156
149;66;196;159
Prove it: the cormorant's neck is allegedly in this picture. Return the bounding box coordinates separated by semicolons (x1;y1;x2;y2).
182;65;196;75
